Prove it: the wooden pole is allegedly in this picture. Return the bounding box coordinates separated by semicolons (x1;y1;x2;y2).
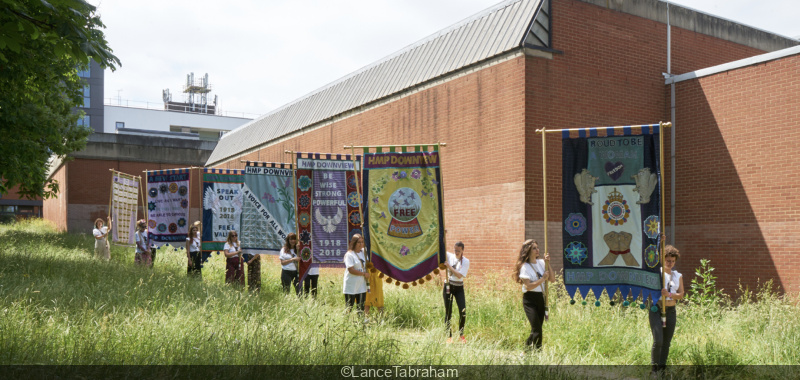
343;143;447;150
658;121;668;326
541;128;550;320
535;123;669;134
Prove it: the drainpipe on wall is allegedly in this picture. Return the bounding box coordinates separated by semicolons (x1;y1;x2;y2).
667;2;676;245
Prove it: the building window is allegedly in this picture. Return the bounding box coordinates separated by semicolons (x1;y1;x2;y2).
77;65;91;78
116;122;125;130
82;85;91;107
77;115;90;127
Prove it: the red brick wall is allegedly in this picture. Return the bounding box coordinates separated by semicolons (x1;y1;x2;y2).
523;0;768;285
43;163;68;231
215;56;529;277
673;53;800;294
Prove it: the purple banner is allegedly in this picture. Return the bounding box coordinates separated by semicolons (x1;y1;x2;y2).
312;170;348;263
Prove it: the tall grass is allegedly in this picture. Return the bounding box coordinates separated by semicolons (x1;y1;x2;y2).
1;219;798;371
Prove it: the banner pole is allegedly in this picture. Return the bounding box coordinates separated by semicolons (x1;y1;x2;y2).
107;170;114;238
291;151;302;280
658;121;668;326
541;128;550;320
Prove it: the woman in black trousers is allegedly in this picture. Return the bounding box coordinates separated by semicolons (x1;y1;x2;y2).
513;239;554;349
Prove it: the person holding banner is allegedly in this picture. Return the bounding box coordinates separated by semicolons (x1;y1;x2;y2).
223;230;245;287
364;252;384;317
443;241;469;344
303;264;319;298
514;239;554;350
134;220;152;267
279;233;301;296
92;217;112;260
343;234;368;315
185;222;202;278
649;239;684;375
246;253;261;292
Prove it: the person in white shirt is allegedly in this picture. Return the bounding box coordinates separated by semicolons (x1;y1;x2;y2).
342;234;368;314
513;239;554;349
443;241;469;343
303;261;320;298
279;233;301;296
185;222;202;278
92;217;112;260
649;238;684;376
134;220;152;267
223;230;244;287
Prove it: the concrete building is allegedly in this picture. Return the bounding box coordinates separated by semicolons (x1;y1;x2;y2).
104;105;252;140
203;0;800;294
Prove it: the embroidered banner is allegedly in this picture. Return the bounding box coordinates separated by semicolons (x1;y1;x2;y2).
561;125;663;302
295;153;362;280
202;168;244;253
240;162;295;255
363;151;445;283
110;170;139;246
146;169;191;247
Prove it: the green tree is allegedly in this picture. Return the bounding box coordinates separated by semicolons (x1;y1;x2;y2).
0;0;120;199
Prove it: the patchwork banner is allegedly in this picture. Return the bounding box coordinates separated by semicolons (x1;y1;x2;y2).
561;125;663;302
240;162;295;255
110;170;139;246
295;153;362;280
146;169;191;247
363;151;445;283
202;168;244;253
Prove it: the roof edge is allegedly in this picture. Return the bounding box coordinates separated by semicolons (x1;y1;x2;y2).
667;45;800;84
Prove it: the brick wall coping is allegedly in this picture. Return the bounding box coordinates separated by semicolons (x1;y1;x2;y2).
666;45;800;84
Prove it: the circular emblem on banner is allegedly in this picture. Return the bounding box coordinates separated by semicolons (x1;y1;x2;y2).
169;183;178;193
602;188;630;226
300;247;312;261
148;219;156;229
178;185;188;197
299;212;311;228
148;202;156;212
168;223;178;233
299;230;311;245
159;184;168;194
149;188;158;198
564;241;588;265
298;194;311;209
157;223;167;233
645;244;659;268
347;192;360;208
564;213;587;236
178;218;187;228
180;199;188;209
349;228;362;240
644;215;660;240
298;176;312;192
387;187;422;238
348;175;357;190
349;210;361;226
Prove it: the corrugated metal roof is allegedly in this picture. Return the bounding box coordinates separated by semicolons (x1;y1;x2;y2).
207;0;543;166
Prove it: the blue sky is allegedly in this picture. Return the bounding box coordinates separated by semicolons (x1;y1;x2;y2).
95;0;799;117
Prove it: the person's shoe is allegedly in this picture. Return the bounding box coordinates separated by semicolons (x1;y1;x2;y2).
459;336;466;344
446;337;453;344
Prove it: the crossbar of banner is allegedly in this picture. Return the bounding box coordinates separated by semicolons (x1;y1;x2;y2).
534;122;671;134
239;160;294;167
343;143;447;150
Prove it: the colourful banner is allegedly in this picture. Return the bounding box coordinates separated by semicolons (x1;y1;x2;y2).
110;171;139;246
202;168;244;252
146;169;191;247
295;154;362;280
363;151;445;283
561;125;663;302
240;162;295;255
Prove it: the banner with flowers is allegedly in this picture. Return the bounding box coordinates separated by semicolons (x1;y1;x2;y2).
202;168;244;252
362;151;445;283
561;125;663;302
240;162;295;255
146;169;191;248
295;153;362;281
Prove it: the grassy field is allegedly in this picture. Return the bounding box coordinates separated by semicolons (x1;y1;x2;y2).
1;220;798;375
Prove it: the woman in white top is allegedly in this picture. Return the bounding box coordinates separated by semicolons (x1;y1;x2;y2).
279;233;301;296
649;239;684;375
443;241;470;343
134;219;152;266
92;217;112;260
302;261;320;298
342;234;368;314
513;239;554;349
185;222;202;277
223;230;244;287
